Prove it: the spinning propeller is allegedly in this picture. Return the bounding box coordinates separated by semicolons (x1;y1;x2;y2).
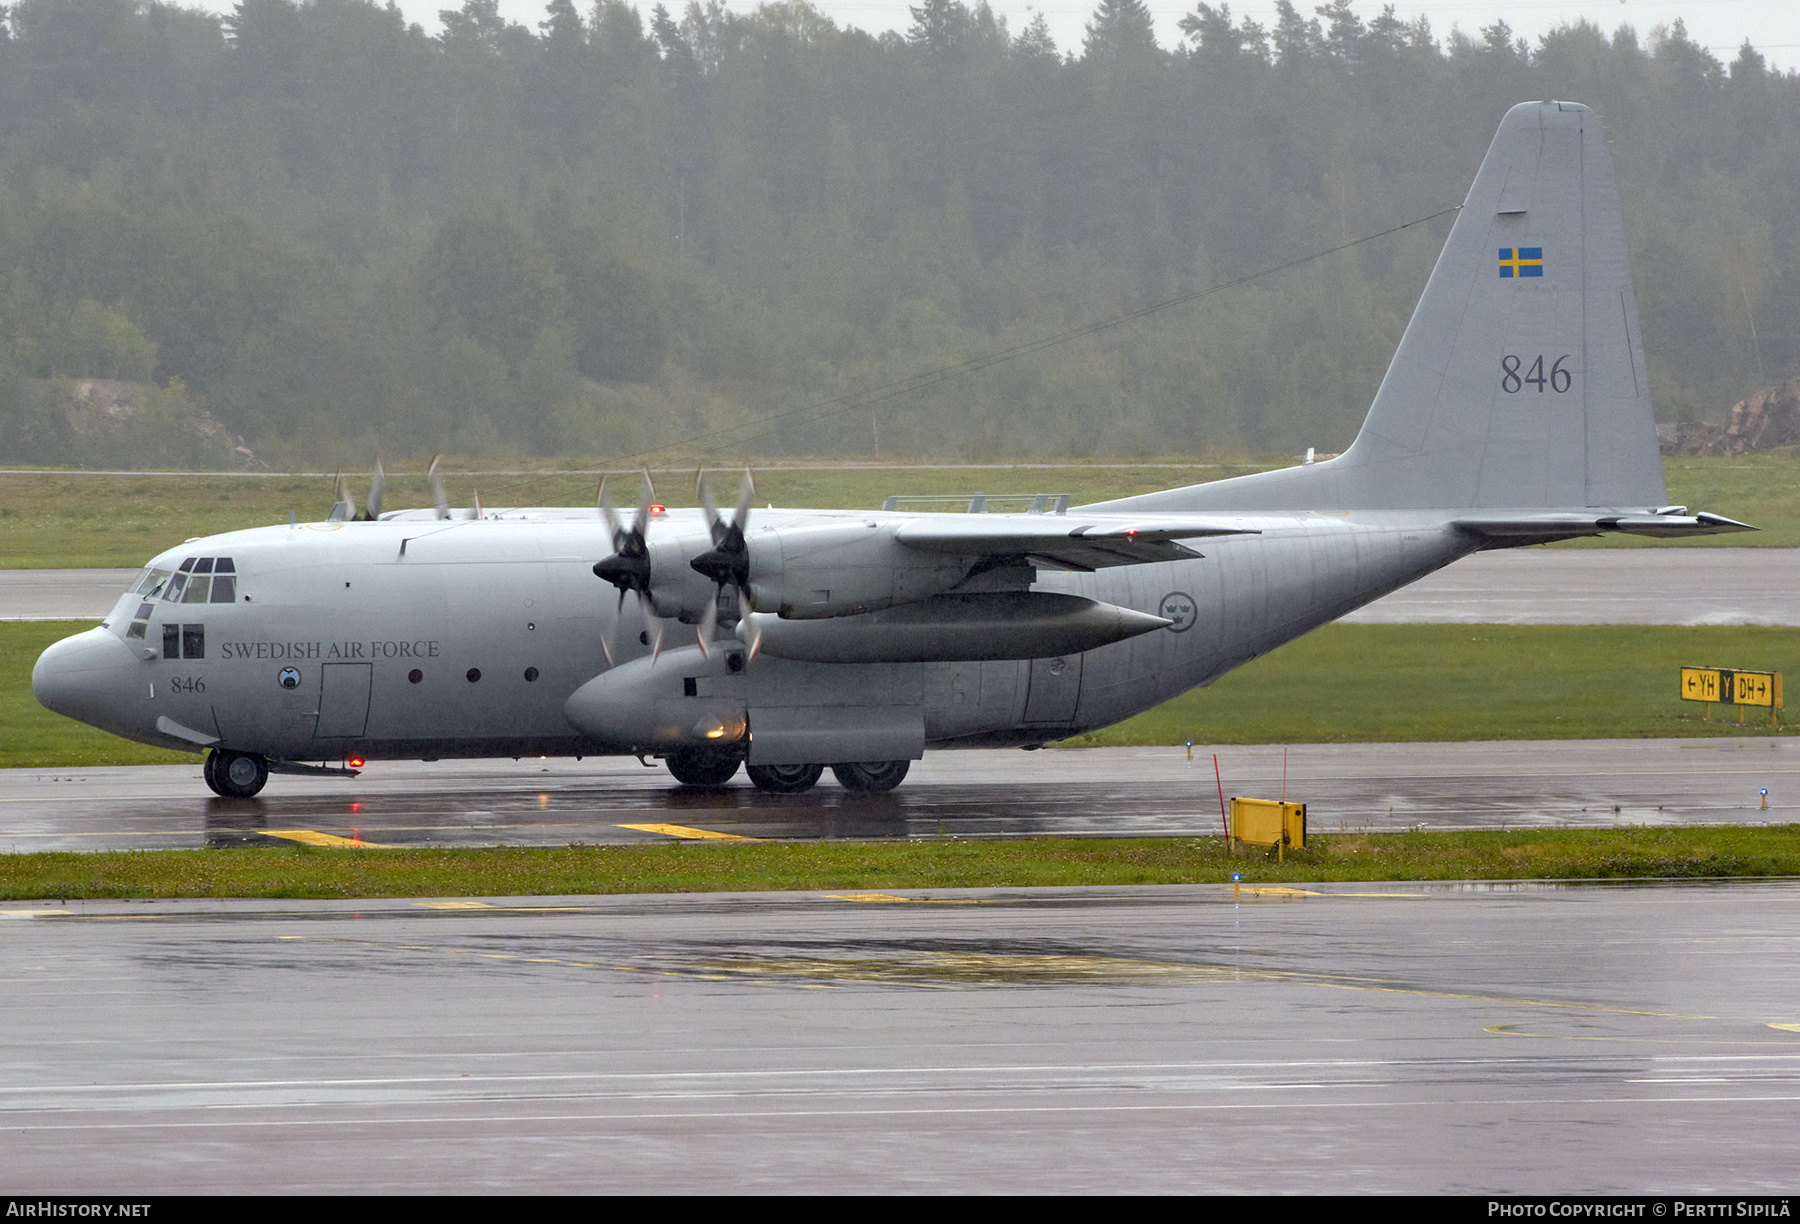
690;469;754;658
592;473;662;665
329;461;385;521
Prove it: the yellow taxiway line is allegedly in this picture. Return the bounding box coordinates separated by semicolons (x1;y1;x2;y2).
615;822;762;842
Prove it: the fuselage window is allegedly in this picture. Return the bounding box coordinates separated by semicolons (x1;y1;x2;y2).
182;624;205;659
127;622;146;639
162;624;180;658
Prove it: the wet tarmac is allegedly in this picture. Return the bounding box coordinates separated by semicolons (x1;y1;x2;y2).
3;740;1793;853
3;881;1798;1193
6;549;1800;624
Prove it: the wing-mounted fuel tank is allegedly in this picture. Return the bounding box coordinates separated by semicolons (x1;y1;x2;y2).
743;591;1170;663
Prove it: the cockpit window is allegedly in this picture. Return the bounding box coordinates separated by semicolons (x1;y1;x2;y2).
159;558;236;602
130;567;173;598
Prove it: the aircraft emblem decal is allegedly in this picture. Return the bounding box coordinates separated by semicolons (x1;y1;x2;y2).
1498;247;1543;278
1158;591;1198;633
278;667;302;689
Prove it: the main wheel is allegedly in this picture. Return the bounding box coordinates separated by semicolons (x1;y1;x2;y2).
830;760;910;793
206;749;269;799
745;762;825;794
664;748;741;787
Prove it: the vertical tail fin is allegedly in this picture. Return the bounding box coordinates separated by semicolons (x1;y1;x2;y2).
1099;101;1667;514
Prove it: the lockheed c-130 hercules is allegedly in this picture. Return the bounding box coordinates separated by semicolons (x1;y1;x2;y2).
33;101;1752;799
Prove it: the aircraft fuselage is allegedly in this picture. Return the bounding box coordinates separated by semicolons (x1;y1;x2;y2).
33;507;1475;764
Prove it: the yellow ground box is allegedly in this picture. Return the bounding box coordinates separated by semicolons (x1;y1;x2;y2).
1229;797;1306;850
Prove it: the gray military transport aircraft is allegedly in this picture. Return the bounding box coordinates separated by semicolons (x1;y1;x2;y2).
33;101;1752;799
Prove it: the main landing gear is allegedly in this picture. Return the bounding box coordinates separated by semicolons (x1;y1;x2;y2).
744;762;825;793
830;760;910;792
204;748;269;799
663;748;742;787
664;752;911;793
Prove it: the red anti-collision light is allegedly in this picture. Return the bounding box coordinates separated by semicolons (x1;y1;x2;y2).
348;757;366;768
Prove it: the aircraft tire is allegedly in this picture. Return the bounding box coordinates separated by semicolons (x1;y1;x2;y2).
207;749;269;799
665;748;741;787
830;760;910;792
745;762;824;794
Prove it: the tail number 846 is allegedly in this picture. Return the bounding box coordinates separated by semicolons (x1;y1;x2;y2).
1501;354;1574;393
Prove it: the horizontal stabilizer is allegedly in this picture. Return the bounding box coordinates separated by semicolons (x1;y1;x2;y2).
1453;510;1756;543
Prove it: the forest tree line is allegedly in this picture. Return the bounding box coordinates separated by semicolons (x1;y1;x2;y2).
0;0;1795;468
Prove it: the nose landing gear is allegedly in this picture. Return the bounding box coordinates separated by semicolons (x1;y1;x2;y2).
204;748;269;799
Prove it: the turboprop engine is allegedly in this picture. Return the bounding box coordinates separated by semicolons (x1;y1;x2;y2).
592;470;1235;668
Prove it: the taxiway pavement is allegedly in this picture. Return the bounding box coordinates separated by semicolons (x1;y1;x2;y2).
3;881;1797;1193
3;739;1791;852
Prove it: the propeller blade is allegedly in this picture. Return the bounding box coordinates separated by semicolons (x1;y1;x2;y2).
329;472;352;521
739;589;762;661
600;587;625;667
695;592;718;659
598;477;623;539
696;468;721;542
367;461;384;520
638;591;663;663
428;456;449;521
733;468;754;532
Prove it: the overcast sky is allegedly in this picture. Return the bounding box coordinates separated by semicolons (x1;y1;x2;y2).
412;1;1795;70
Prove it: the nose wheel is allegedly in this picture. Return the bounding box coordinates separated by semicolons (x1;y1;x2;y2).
204;749;269;799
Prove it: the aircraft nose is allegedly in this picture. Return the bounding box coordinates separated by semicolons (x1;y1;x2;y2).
33;627;143;729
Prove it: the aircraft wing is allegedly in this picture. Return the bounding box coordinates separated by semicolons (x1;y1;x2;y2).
892;517;1257;571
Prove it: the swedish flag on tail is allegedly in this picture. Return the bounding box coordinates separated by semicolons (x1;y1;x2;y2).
1498;247;1544;277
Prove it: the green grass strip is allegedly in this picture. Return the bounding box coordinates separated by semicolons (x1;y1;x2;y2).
1068;623;1797;746
5;826;1799;901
